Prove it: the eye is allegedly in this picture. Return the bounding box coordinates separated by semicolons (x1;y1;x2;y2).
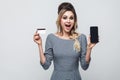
62;16;67;19
69;16;74;20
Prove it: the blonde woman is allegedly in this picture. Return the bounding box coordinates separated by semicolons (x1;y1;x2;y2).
34;2;97;80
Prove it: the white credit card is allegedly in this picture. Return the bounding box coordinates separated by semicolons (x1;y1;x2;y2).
37;28;46;34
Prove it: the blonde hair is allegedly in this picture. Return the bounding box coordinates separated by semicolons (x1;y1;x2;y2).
56;9;81;52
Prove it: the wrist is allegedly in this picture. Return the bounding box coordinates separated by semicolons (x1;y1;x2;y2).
38;44;42;48
38;44;43;53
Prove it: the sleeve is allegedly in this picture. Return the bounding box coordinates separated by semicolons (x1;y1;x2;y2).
79;34;90;70
40;34;54;70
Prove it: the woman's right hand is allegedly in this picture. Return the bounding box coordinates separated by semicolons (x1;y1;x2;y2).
33;32;42;45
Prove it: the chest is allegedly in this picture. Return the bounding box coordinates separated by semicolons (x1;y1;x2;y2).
52;40;80;59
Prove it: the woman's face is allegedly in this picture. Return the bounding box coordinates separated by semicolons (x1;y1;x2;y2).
60;11;75;33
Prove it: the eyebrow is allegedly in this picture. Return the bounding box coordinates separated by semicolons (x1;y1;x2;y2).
62;15;74;17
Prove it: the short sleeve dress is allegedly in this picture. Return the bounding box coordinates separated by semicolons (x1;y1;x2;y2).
40;33;90;80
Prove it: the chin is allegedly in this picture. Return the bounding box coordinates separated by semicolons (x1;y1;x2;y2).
65;30;71;33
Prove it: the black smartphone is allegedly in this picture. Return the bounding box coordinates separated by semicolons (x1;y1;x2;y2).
90;26;99;43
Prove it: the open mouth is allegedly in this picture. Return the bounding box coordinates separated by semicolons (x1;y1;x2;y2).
65;24;71;27
65;24;71;30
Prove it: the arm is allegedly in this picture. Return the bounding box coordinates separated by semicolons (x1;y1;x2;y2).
79;34;97;70
38;44;46;64
34;33;53;70
79;34;91;70
86;36;96;63
34;32;46;64
41;34;53;70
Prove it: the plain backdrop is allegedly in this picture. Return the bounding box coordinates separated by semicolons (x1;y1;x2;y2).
0;0;120;80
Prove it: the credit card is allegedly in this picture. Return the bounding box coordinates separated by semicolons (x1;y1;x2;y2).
37;28;46;34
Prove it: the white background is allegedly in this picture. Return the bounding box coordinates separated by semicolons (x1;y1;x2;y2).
0;0;120;80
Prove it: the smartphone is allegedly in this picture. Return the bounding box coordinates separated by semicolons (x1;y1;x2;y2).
37;28;46;34
90;26;99;43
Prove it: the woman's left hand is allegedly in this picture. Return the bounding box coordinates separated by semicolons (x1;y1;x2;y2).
87;36;98;49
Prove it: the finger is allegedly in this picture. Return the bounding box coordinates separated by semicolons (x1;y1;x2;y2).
91;43;96;48
88;35;91;41
33;34;39;41
87;35;91;44
33;29;38;36
34;32;39;36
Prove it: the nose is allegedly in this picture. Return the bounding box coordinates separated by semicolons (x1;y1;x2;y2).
67;19;70;23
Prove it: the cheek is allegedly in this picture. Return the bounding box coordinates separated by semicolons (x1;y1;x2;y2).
61;19;65;24
60;19;65;26
71;20;75;26
60;20;64;29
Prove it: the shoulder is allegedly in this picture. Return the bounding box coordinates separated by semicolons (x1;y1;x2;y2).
78;33;86;39
46;33;55;41
78;33;87;45
47;33;53;38
47;33;55;39
77;33;87;43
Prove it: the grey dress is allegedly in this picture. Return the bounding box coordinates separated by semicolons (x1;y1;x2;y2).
41;33;90;80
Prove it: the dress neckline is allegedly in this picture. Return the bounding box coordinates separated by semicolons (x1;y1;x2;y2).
51;33;73;41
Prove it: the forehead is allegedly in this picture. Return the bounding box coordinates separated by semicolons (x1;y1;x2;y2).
62;11;74;16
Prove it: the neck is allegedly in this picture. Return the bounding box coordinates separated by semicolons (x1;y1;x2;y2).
64;32;70;36
58;31;70;39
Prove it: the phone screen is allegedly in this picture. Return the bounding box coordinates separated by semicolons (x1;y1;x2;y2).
90;26;99;43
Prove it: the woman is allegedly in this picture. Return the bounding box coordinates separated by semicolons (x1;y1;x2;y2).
34;2;97;80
